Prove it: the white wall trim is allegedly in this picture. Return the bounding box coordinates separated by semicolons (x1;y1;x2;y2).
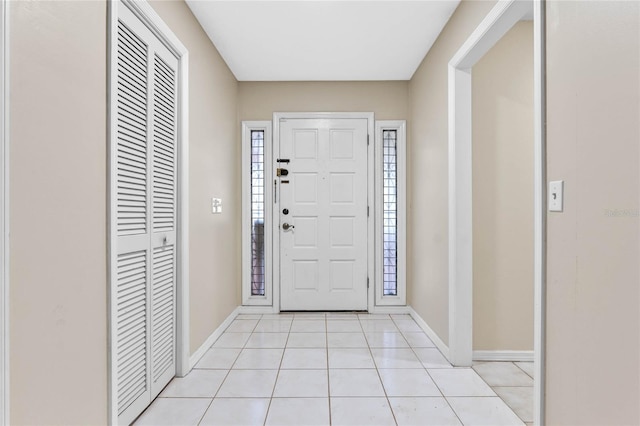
374;121;407;307
107;1;189;423
238;306;280;315
407;306;450;360
473;350;534;362
189;307;240;369
532;1;547;424
369;306;409;315
0;1;9;423
448;0;533;368
272;112;375;312
448;0;544;423
241;121;273;306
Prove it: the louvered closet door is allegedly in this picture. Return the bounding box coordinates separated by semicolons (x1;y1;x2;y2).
148;38;178;399
115;5;178;425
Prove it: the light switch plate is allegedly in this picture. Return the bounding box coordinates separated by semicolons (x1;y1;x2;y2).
549;181;563;212
212;198;222;214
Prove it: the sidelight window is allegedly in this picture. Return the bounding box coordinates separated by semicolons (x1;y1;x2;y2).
242;121;272;305
383;130;398;296
250;130;265;296
375;121;406;306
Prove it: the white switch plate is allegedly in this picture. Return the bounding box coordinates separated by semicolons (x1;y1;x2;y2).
212;198;222;214
549;181;564;212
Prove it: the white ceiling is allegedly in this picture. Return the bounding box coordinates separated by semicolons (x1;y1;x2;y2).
185;1;461;81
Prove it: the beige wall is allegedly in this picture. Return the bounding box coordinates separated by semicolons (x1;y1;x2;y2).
408;0;496;345
546;1;640;424
472;22;534;351
238;81;408;121
9;0;240;424
149;0;240;355
9;1;108;424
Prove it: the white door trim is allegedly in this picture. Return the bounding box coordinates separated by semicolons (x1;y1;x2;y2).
0;1;9;423
272;112;375;312
107;1;189;424
447;0;545;424
532;1;546;423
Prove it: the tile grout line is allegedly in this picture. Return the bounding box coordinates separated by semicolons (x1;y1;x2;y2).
196;314;263;426
262;313;293;426
389;315;467;426
325;314;332;425
513;360;535;379
483;361;530;425
362;314;399;426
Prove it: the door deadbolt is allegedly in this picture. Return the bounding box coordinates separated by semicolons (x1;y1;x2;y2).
276;168;289;177
282;223;294;230
283;208;289;215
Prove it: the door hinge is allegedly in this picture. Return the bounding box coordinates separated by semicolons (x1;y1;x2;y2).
367;206;370;217
367;134;370;145
367;277;370;289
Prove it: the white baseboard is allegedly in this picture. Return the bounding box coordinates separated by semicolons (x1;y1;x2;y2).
407;306;450;359
238;305;279;314
369;306;410;315
188;306;241;370
473;350;534;362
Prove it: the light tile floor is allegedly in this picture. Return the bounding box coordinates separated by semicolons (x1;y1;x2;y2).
135;313;530;426
472;361;534;426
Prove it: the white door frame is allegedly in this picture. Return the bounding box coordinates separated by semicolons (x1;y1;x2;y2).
272;112;375;312
107;1;189;423
447;0;545;423
0;1;9;423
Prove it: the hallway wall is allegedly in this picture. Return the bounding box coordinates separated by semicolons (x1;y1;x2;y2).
9;0;240;423
472;21;534;352
9;1;108;424
149;0;240;356
408;0;497;346
545;1;640;423
238;81;408;121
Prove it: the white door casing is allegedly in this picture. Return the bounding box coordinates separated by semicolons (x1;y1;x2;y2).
448;0;544;423
277;116;371;311
109;2;187;424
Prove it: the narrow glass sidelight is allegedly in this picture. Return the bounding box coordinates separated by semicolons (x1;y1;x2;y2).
383;130;398;296
251;130;265;296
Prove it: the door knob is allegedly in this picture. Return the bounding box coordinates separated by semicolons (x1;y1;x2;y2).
282;223;295;230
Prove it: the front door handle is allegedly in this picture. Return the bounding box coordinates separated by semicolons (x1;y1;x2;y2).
282;223;295;231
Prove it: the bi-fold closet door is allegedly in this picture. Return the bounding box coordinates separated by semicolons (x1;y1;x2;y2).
113;4;178;425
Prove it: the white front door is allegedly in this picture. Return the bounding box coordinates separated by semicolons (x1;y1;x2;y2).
278;118;369;311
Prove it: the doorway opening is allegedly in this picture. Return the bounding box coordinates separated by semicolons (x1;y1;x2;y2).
447;0;545;423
